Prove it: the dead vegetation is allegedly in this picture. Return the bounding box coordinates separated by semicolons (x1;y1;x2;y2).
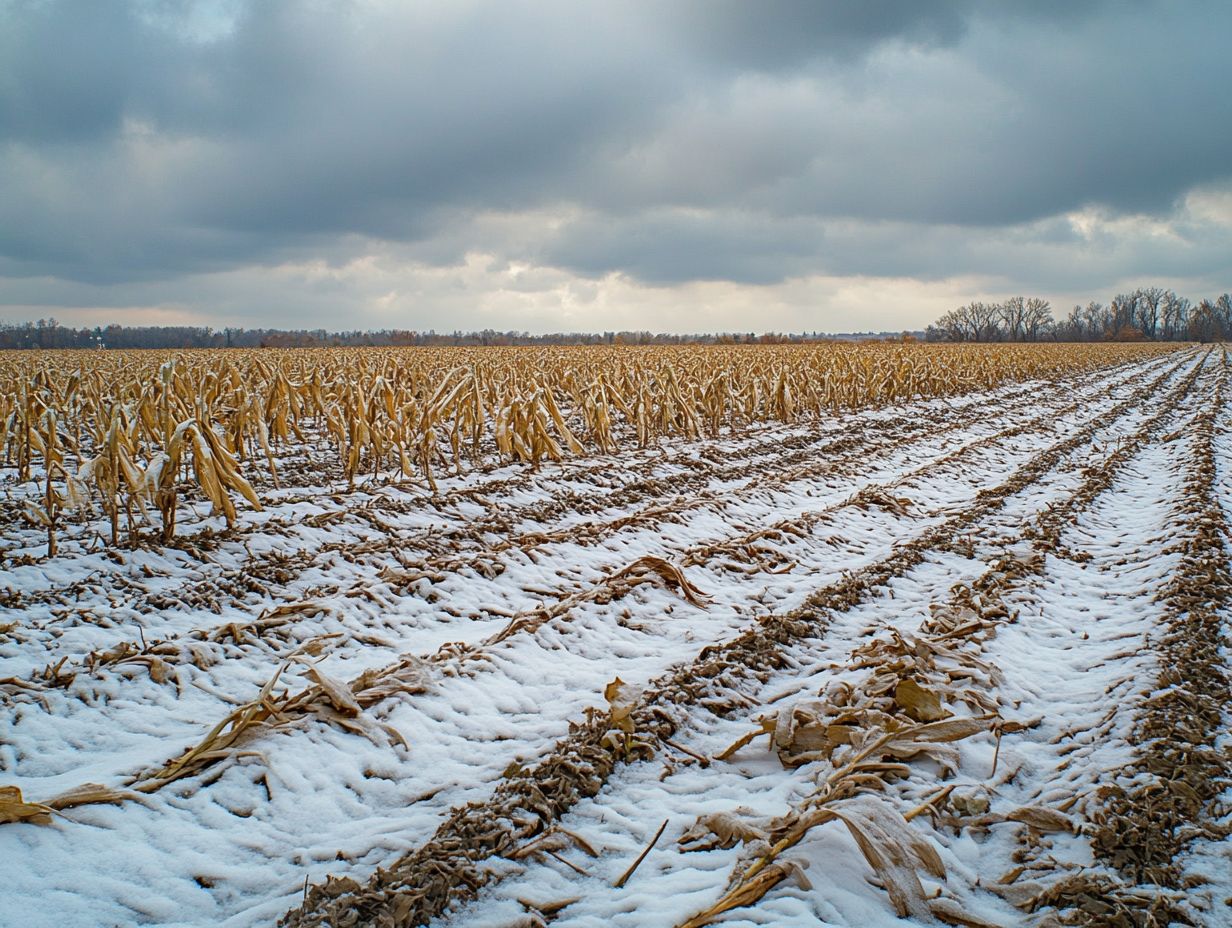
1033;351;1232;927
672;356;1209;926
280;352;1194;928
1;343;1177;558
13;377;1095;709
3;346;1224;928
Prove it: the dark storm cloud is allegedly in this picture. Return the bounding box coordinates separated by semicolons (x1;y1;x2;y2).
0;0;1228;310
648;0;971;70
640;1;1125;73
1;1;677;281
536;210;826;286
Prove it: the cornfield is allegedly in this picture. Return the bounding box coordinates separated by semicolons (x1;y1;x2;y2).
0;342;1175;554
4;342;1227;928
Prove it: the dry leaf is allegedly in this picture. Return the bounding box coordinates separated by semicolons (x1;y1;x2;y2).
604;677;641;734
305;666;362;718
930;896;1007;927
1005;806;1074;833
0;785;55;825
678;811;768;852
45;782;135;811
828;794;945;919
677;858;810;928
894;678;950;722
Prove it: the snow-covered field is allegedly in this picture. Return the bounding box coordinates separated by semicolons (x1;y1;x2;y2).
2;346;1229;928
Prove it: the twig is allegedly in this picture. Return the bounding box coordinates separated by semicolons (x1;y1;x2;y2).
614;818;668;889
904;784;956;822
559;827;599;857
545;849;588;876
664;738;710;767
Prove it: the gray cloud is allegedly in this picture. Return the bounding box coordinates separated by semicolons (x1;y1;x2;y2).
645;0;973;71
0;0;1228;329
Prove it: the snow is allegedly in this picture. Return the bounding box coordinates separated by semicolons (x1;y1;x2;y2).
2;348;1227;927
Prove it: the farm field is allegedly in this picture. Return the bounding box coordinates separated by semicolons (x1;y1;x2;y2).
1;342;1229;927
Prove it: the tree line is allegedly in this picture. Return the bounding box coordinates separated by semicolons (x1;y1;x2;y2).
926;288;1232;342
0;321;854;350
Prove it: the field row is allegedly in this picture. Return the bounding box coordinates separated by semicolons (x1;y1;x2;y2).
0;343;1177;555
285;346;1229;928
3;347;1227;926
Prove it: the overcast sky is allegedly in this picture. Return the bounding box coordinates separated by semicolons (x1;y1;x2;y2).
1;0;1229;334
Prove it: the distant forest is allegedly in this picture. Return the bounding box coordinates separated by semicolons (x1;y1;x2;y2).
2;286;1229;349
925;288;1232;342
0;323;893;350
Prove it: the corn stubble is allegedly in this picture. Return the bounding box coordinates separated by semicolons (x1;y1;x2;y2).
673;557;1043;928
1;343;1173;555
1;342;1209;928
267;349;1206;928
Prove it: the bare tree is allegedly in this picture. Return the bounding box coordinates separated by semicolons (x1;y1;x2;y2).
1189;300;1217;342
1057;305;1084;341
968;302;1001;341
1161;291;1188;340
1024;298;1053;341
1110;293;1139;335
998;296;1027;341
1081;301;1109;340
1134;287;1165;339
1215;294;1232;339
925;288;1219;343
927;307;968;341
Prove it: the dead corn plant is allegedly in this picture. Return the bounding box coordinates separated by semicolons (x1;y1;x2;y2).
676;554;1060;927
1;343;1181;556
